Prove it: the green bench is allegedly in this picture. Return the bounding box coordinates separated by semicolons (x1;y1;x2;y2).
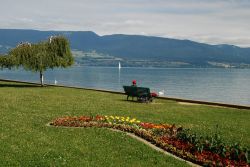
123;86;153;102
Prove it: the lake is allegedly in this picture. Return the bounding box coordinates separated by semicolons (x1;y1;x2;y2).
0;66;249;106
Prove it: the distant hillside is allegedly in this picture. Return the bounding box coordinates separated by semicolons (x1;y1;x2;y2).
0;29;250;68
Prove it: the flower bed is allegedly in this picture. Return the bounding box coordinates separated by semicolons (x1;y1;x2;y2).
50;115;249;167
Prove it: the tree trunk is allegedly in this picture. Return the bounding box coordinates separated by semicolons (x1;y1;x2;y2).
40;70;44;86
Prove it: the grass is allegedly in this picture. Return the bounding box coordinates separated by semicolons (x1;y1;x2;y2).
1;81;249;166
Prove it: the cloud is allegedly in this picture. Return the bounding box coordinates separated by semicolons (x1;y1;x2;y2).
0;0;249;47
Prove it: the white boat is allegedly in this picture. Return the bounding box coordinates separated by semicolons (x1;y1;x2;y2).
118;62;121;69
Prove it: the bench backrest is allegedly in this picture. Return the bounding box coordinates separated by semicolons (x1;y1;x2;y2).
123;86;151;97
137;87;150;97
123;86;138;97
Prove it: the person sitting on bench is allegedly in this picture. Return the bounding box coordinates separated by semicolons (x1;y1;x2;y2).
132;80;157;98
123;80;158;102
131;80;137;87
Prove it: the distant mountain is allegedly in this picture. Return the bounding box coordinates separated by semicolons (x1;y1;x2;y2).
0;29;250;68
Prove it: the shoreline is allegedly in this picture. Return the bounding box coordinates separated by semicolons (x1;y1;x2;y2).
1;78;249;110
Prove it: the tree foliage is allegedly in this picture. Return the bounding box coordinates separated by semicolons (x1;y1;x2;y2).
0;36;74;85
9;36;74;71
0;55;16;69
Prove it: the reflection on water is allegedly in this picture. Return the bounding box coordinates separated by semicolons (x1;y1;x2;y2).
0;66;249;106
118;68;121;87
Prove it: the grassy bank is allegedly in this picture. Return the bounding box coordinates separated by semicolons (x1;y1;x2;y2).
1;81;249;166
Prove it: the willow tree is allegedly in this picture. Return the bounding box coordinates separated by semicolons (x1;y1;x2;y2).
1;36;74;86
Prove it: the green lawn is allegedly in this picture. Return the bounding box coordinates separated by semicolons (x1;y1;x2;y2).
1;81;249;166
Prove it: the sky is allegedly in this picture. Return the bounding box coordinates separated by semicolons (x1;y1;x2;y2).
0;0;250;47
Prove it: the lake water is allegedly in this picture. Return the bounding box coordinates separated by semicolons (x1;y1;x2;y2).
0;66;249;106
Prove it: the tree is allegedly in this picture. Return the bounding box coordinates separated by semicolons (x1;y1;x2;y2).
0;36;74;86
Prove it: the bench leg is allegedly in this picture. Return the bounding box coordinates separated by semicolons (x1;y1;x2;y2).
138;96;146;102
150;97;153;102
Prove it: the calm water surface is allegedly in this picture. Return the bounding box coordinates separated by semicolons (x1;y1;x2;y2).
0;66;249;106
